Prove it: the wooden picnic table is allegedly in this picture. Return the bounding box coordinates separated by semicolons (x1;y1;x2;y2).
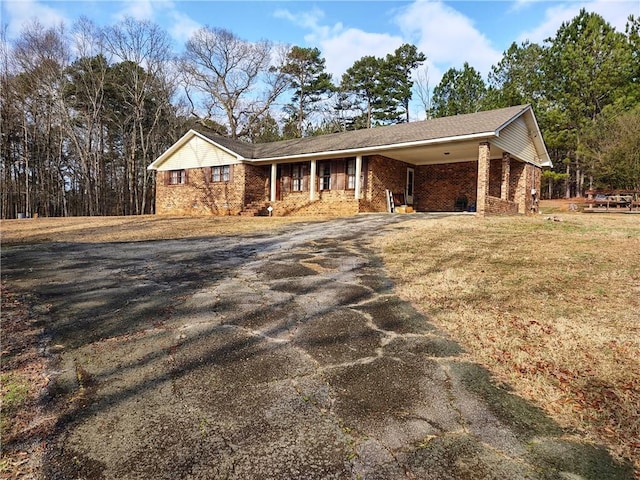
584;190;640;212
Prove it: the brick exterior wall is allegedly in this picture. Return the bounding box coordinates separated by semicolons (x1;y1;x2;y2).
155;166;245;215
272;190;359;216
484;158;541;215
489;158;503;198
414;161;477;212
154;153;542;217
359;155;411;212
485;196;519;215
509;161;541;214
244;164;270;205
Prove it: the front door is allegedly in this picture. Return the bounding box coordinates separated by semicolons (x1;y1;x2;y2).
406;167;415;205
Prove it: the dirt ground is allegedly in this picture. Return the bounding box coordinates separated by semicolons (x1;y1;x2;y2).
1;213;634;479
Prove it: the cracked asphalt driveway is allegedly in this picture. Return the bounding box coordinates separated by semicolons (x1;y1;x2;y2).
2;214;631;479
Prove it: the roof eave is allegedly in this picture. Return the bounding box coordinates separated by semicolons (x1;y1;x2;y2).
248;131;497;163
494;105;553;169
147;130;245;171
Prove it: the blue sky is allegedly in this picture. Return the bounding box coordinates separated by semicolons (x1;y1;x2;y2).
2;0;638;89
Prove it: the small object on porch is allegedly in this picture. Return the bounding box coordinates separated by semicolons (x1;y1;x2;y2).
392;192;405;208
454;195;468;212
386;189;394;213
394;205;414;214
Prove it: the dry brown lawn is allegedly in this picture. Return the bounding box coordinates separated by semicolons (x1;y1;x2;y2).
2;210;639;475
0;214;327;245
375;210;640;473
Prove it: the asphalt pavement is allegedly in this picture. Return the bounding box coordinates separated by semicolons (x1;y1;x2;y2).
2;214;633;479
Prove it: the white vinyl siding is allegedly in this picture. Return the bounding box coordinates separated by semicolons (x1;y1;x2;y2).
157;136;240;171
492;117;539;166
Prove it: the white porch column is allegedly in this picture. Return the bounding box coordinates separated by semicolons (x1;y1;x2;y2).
309;159;317;201
354;155;362;199
270;163;277;202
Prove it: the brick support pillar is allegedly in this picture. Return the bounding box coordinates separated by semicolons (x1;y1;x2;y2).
515;162;528;214
501;152;511;201
476;142;490;216
309;159;317;201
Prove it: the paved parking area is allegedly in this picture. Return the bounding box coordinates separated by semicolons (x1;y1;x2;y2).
2;214;631;479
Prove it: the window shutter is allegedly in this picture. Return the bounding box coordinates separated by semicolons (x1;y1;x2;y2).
183;169;188;185
228;164;234;183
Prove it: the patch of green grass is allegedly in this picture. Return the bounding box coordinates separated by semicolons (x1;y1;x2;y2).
0;373;31;437
1;373;29;412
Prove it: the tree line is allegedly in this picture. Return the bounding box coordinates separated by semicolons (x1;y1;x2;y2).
431;10;639;199
1;10;638;218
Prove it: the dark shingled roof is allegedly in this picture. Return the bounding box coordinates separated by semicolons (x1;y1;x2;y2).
195;105;530;160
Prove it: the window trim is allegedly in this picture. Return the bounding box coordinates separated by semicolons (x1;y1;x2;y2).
319;161;331;191
292;163;304;192
167;169;186;185
346;159;356;190
212;165;231;183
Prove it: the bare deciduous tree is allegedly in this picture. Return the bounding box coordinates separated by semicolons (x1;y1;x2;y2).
102;17;174;214
181;27;287;140
413;65;432;120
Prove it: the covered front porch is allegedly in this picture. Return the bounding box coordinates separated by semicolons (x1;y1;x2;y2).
255;140;539;217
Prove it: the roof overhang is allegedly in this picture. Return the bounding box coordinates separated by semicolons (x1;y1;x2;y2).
248;132;497;165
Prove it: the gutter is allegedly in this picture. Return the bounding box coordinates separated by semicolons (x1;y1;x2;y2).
247;131;497;164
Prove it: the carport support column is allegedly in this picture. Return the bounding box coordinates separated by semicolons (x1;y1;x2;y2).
354;155;362;199
476;142;490;217
309;159;317;201
270;163;277;202
501;152;511;201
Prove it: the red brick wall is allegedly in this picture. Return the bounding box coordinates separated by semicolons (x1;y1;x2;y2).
155;157;542;217
244;164;270;205
485;196;519;215
489;158;503;198
155;165;245;215
360;155;411;212
415;161;478;212
273;190;359;216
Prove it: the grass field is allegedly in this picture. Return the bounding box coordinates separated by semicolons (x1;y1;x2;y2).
2;208;639;475
376;210;640;473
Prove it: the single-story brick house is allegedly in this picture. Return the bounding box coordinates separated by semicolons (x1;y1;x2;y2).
148;104;551;216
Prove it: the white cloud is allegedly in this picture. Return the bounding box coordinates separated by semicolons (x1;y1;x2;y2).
517;0;637;44
168;10;201;44
508;0;546;14
319;29;404;80
274;7;403;79
2;0;68;39
113;0;162;22
394;0;502;84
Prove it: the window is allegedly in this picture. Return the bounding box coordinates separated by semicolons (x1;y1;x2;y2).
168;169;186;185
346;159;356;190
319;162;331;190
212;165;230;182
292;164;304;191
